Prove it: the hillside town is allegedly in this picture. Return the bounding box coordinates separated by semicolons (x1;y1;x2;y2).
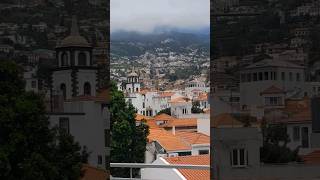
210;0;320;179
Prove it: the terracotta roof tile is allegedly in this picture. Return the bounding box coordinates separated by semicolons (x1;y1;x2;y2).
175;131;210;145
148;129;191;151
303;150;320;164
169;97;191;104
154;113;176;121
211;113;243;128
164;155;210;180
135;114;152;121
160;118;197;128
195;93;208;101
159;92;175;97
81;164;108;180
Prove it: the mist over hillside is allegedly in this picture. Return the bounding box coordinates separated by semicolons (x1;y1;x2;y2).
111;30;210;57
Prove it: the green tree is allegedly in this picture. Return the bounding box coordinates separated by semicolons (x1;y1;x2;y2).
0;60;85;180
191;101;203;114
110;81;149;177
260;122;300;163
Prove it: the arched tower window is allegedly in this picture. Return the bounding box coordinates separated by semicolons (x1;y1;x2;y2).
78;52;87;66
84;82;91;96
61;52;68;66
60;83;66;100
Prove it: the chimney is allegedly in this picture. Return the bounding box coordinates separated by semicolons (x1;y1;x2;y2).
172;126;176;135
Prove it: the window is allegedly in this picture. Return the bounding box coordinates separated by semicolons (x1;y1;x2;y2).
258;72;263;81
281;72;285;80
104;129;110;147
231;148;247;167
199;149;209;155
136;87;139;92
98;155;102;165
246;73;251;82
293;126;300;141
178;151;192;156
60;83;66;100
296;73;300;81
142;102;145;108
274;72;277;80
78;52;87;66
31;80;36;88
84;82;91;96
289;72;293;81
265;97;282;106
61;52;68;66
59;117;69;133
253;73;257;81
264;72;269;80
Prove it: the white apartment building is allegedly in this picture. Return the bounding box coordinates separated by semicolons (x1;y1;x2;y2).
240;57;306;112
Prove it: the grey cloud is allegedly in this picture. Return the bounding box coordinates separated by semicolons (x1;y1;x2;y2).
111;0;210;33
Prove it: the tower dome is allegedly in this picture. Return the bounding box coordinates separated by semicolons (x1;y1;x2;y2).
128;67;139;77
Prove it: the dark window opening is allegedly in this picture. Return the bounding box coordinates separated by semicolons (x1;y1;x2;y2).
78;52;87;66
59;117;69;133
60;83;66;100
84;82;91;96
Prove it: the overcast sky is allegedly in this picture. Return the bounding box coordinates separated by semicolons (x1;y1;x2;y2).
110;0;210;33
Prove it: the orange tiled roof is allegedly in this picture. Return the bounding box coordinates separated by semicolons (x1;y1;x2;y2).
270;97;312;124
175;131;210;145
284;97;310;114
303;150;320;164
81;164;108;180
154;113;176;121
260;85;285;95
169;97;191;104
145;119;159;129
148;128;191;151
160;118;197;128
211;113;243;128
164;155;210;180
195;93;208;101
135;114;152;121
159;92;175;97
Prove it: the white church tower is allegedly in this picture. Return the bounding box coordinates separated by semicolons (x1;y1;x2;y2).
126;67;140;93
52;16;97;100
48;16;108;169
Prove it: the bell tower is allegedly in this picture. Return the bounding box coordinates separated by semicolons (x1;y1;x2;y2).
126;67;140;93
52;15;97;100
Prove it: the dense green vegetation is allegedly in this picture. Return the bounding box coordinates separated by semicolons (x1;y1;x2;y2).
260;122;300;163
110;81;149;177
0;60;86;180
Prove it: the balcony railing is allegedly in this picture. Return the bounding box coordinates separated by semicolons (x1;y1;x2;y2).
110;163;210;180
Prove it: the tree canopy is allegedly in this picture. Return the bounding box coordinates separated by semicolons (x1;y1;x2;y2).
260;122;300;163
0;60;85;180
110;81;149;177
